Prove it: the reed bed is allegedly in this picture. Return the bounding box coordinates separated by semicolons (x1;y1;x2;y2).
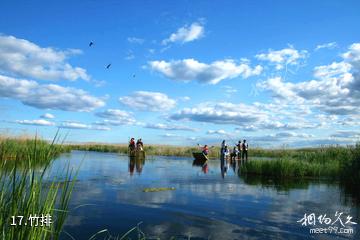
0;135;76;240
240;144;359;181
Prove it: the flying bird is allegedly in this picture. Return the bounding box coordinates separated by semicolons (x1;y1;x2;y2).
106;64;112;69
89;42;94;47
132;74;136;78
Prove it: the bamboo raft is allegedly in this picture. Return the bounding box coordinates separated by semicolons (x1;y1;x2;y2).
192;152;208;164
129;148;145;158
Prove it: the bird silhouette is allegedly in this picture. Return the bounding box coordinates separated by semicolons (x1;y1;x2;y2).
132;74;136;78
106;64;111;69
89;42;94;47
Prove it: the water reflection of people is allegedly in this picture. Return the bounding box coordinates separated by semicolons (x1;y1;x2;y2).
202;163;209;174
193;159;209;174
135;156;145;173
129;156;135;176
129;156;146;175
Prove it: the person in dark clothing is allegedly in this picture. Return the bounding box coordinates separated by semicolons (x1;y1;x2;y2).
237;140;242;160
129;138;136;151
202;145;209;156
241;139;248;161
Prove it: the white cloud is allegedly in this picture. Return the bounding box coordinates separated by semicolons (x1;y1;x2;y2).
315;42;337;51
170;102;268;126
179;96;191;101
330;130;360;138
274;132;314;138
337;115;360;126
257;69;359;115
149;59;262;84
144;123;197;132
0;35;90;81
255;47;307;70
313;62;352;80
40;113;55;119
162;22;204;45
207;129;230;136
59;121;110;131
119;91;176;111
95;109;136;125
342;43;360;63
160;133;181;138
0;75;105;112
14;119;55;126
127;37;144;44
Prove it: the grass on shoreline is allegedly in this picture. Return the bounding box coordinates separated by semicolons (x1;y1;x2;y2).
0;135;76;240
239;144;360;182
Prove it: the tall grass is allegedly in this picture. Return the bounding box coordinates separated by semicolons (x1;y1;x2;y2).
240;144;359;181
0;135;76;240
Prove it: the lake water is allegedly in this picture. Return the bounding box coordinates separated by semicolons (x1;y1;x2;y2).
49;151;359;240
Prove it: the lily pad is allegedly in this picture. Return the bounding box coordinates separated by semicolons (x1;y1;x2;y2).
143;187;176;192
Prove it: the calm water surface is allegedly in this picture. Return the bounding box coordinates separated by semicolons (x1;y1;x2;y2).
48;151;359;240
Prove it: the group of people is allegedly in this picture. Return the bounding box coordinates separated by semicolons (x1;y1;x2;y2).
129;138;144;151
221;139;248;161
200;139;249;161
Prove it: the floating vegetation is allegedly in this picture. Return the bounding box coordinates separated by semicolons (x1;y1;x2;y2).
143;187;176;192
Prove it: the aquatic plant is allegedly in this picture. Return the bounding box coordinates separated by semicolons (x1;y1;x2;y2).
0;135;77;239
240;144;359;180
143;187;176;192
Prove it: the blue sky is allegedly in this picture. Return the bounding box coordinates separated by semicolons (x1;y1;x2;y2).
1;0;360;147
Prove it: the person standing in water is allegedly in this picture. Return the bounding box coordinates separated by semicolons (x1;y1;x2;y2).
221;140;226;152
202;145;209;156
129;138;136;151
241;139;248;161
237;140;242;160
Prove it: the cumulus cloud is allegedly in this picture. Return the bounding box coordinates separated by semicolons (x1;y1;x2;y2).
0;75;105;112
59;121;110;131
160;133;181;138
149;59;262;84
207;129;231;136
0;35;90;81
274;132;314;138
95;109;136;125
313;62;352;80
170;102;268;126
257;68;359;115
162;22;204;45
14;119;55;126
330;130;360;138
40;113;55;119
337;115;360;126
235;120;318;132
144;123;197;132
315;42;338;51
258;42;360;116
255;47;307;70
246;132;314;143
119;91;176;111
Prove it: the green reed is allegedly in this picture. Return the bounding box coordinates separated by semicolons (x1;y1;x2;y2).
0;134;76;240
240;144;359;181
